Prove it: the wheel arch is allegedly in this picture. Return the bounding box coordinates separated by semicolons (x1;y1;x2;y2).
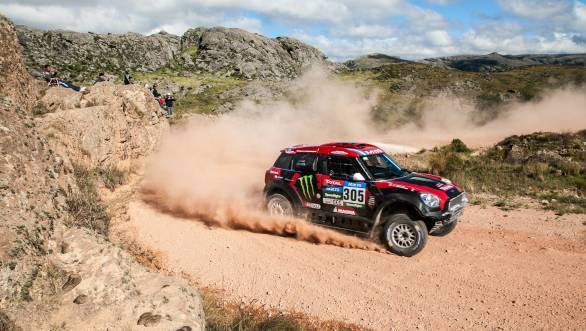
369;198;427;238
264;182;302;210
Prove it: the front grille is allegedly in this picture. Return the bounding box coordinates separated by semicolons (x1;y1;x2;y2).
448;192;468;212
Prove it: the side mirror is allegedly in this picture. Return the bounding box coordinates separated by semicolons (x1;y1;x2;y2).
352;173;366;182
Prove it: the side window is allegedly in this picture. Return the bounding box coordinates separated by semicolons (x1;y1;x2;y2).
274;153;293;169
326;156;359;179
292;153;317;173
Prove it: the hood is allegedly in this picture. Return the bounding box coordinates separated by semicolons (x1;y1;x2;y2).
375;172;463;207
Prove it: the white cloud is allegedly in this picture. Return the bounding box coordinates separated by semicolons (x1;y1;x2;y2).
426;0;460;5
426;30;452;46
2;0;586;61
497;0;573;20
337;24;396;38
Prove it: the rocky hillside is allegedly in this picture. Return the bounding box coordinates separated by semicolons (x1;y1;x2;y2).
16;25;328;81
422;52;586;72
344;53;409;70
1;15;204;330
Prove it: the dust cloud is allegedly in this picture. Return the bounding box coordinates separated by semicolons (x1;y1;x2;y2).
141;68;384;251
141;66;585;249
384;87;586;148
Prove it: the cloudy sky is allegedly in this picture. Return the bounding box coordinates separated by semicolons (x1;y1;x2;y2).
2;0;585;61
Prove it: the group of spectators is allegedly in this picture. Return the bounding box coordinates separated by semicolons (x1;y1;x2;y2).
149;84;176;117
42;65;176;117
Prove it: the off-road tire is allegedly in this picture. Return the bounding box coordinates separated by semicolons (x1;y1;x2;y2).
430;219;458;237
266;193;294;217
382;214;428;257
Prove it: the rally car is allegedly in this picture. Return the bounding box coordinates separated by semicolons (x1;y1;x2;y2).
263;142;467;256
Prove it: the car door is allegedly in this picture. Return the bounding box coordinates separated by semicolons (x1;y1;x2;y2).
291;153;321;210
319;155;371;218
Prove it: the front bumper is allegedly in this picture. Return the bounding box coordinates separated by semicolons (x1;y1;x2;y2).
430;192;467;233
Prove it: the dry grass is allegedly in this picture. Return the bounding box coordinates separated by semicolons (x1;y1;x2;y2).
65;164;110;235
97;166;127;191
201;288;368;331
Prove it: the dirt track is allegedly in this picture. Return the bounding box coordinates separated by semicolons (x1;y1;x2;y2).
127;201;586;330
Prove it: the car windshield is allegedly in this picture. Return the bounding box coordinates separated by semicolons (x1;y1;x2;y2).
359;153;405;180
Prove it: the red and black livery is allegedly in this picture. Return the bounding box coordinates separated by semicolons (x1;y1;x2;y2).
264;142;467;256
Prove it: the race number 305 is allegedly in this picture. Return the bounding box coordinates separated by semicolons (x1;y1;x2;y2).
343;182;366;204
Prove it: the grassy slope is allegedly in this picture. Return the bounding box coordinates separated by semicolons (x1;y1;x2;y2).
134;69;245;115
409;133;586;214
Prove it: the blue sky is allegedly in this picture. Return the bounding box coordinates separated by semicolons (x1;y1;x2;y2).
2;0;585;61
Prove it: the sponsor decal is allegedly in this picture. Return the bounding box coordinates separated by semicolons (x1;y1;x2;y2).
324;178;344;186
345;181;367;188
304;202;321;209
439;184;454;191
367;195;376;208
342;181;366;206
324;192;343;199
344;202;363;208
323;197;344;206
298;175;316;200
324;186;343;193
333;206;356;215
269;167;281;176
382;182;409;190
364;148;384;155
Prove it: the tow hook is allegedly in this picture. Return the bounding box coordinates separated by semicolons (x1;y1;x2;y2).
429;220;444;234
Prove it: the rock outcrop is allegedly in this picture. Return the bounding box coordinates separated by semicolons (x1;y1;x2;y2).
0;16;39;111
17;25;328;81
38;82;169;168
344;53;410;70
181;27;327;79
0;15;203;330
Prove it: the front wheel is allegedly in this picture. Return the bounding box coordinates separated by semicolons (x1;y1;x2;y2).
382;214;428;257
266;193;294;217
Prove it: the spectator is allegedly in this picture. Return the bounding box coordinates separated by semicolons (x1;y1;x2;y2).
95;72;108;83
164;93;176;117
152;84;161;98
123;70;133;85
43;65;85;92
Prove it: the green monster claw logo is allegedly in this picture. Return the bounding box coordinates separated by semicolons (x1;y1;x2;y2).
298;175;315;200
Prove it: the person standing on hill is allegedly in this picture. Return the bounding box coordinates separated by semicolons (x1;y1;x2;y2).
164;93;176;117
152;84;161;98
43;65;85;92
123;70;133;85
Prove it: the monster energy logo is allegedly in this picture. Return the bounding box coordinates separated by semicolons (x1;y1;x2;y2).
299;175;315;200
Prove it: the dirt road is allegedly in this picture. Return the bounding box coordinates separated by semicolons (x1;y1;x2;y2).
127;201;586;330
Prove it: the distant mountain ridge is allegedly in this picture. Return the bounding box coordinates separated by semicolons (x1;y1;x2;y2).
344;52;586;72
421;52;586;72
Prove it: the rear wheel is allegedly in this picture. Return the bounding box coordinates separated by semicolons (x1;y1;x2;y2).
382;214;428;257
266;193;294;217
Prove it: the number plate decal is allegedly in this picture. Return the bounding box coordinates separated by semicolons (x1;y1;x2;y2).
342;181;366;207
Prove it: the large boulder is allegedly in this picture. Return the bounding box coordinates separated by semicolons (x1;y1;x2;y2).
38;82;169;168
182;27;327;79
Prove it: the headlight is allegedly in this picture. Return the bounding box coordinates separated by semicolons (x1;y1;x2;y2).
420;193;441;208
